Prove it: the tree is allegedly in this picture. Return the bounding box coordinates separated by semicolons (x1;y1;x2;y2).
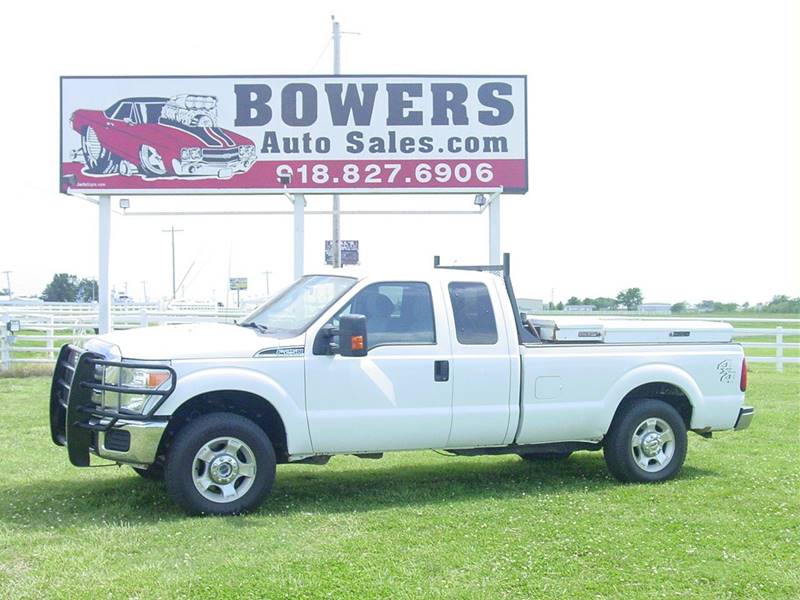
567;296;581;306
583;296;617;310
713;302;738;312
42;273;78;302
698;300;715;312
0;288;9;297
76;278;98;302
765;295;800;313
671;301;688;313
556;301;564;311
616;288;643;310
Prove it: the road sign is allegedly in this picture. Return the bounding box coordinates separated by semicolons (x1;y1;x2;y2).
325;240;359;265
229;277;248;291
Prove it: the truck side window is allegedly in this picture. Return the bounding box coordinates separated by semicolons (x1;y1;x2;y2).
335;282;436;349
448;282;498;345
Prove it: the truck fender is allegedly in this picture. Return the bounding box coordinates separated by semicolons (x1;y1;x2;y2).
600;363;703;432
154;366;312;455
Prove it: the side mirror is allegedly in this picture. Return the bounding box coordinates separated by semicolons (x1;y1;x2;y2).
339;314;368;357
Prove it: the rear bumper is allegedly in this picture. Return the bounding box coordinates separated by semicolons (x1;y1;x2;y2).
734;406;755;430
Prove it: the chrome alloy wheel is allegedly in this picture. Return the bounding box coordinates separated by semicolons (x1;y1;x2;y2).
139;144;167;175
192;436;257;503
630;417;676;473
83;126;103;164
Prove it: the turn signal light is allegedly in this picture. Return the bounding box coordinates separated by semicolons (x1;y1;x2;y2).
351;335;364;351
740;358;747;392
147;371;171;389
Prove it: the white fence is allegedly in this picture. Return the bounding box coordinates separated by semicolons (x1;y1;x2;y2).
1;306;246;370
1;307;797;372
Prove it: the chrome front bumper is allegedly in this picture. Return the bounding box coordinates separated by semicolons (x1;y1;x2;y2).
171;157;255;178
734;406;755;430
95;418;167;466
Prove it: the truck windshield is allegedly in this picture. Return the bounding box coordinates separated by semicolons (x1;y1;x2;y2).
240;275;357;335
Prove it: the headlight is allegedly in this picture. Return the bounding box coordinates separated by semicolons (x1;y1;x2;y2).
239;145;255;158
181;147;202;161
101;365;172;414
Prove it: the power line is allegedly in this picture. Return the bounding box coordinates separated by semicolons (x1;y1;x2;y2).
309;37;332;73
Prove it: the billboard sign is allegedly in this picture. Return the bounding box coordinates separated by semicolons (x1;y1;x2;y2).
325;240;360;265
229;277;248;291
60;75;527;195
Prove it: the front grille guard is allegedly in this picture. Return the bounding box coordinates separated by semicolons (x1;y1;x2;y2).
49;344;174;466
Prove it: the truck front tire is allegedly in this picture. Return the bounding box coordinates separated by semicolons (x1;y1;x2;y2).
165;413;276;515
604;399;688;483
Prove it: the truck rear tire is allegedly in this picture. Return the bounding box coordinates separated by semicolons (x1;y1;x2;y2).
604;399;687;483
165;413;276;516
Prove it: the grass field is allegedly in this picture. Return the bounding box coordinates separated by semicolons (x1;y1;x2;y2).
0;366;797;598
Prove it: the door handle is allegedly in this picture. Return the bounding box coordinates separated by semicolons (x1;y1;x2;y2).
434;360;449;382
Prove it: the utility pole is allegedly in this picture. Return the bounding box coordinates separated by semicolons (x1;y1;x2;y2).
161;226;184;299
1;271;11;297
141;280;148;304
261;270;272;296
332;15;342;268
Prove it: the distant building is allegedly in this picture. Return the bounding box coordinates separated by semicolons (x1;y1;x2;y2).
565;304;596;312
518;298;544;313
638;303;671;314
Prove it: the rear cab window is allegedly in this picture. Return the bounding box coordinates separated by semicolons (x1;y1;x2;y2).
448;282;498;345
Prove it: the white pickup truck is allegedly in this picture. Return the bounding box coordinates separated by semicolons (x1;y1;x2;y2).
49;255;753;515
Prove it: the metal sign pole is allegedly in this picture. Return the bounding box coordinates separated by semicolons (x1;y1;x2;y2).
293;194;305;279
98;195;111;334
332;16;342;268
488;191;501;265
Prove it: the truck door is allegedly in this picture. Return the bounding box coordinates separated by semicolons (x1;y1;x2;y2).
305;281;454;453
443;277;516;447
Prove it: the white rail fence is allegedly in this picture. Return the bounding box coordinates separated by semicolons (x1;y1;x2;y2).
1;306;246;370
1;308;798;372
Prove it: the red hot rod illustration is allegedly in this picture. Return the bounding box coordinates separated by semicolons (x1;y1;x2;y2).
70;94;257;179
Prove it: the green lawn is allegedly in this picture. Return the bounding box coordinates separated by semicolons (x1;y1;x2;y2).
0;366;798;598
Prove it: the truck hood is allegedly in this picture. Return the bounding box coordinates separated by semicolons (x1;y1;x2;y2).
85;323;298;360
527;316;734;344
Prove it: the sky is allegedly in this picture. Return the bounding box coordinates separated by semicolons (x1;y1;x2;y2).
0;0;797;307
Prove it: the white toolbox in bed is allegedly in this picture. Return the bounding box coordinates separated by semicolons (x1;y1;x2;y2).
527;316;734;344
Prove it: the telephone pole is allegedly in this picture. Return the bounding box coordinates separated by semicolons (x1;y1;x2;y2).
1;271;11;297
161;226;184;299
332;15;342;268
261;270;272;296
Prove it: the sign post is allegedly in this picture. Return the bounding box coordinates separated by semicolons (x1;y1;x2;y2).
98;195;111;334
488;192;501;265
293;195;305;279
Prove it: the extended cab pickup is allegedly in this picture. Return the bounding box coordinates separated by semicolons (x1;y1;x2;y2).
49;255;754;515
